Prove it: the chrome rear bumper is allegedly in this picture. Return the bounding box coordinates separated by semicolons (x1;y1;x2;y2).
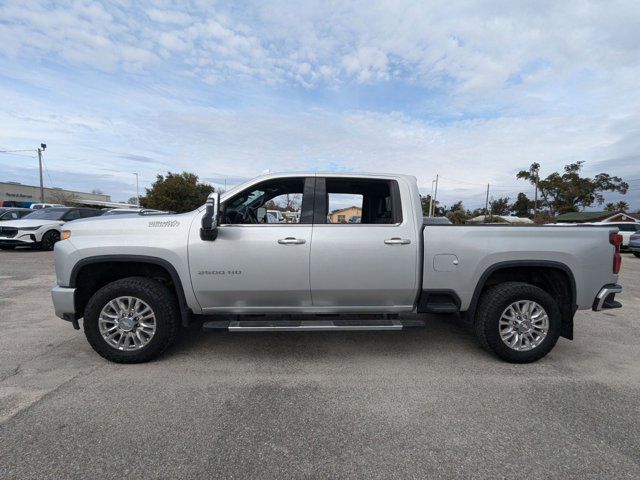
592;284;623;311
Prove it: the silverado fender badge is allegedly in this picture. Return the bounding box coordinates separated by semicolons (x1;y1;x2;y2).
148;220;180;227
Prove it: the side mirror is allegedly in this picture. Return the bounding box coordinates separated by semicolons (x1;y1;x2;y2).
200;192;220;241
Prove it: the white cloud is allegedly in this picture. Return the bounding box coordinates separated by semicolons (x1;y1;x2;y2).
1;0;639;92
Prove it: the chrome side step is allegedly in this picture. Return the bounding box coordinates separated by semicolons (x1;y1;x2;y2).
202;318;424;332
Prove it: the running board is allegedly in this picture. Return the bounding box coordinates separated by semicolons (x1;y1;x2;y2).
202;318;425;332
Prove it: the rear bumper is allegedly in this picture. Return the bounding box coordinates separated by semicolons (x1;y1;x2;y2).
51;283;77;322
592;284;623;311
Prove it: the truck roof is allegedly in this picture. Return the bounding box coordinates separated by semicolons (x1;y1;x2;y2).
254;171;418;181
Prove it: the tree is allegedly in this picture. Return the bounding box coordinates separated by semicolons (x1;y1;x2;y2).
127;196;139;205
510;193;534;218
420;194;439;216
615;200;629;211
489;197;510;215
91;188;104;195
47;190;79;206
447;210;468;224
140;172;214;212
444;201;469;224
517;162;628;215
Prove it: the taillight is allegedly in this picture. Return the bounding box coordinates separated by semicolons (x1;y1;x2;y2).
610;233;622;274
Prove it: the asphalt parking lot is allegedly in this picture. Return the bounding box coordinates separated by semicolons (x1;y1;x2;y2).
0;250;639;479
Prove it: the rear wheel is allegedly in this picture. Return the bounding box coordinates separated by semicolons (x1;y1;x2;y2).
633;252;640;258
474;282;561;363
83;277;180;363
0;245;15;250
40;230;60;251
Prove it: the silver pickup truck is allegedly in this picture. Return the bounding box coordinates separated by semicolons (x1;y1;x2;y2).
51;172;623;364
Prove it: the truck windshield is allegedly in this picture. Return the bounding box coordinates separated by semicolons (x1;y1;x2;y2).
22;209;68;220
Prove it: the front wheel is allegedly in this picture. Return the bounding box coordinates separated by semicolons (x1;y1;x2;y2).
474;282;561;363
83;277;180;363
633;252;640;258
0;245;15;250
40;230;60;251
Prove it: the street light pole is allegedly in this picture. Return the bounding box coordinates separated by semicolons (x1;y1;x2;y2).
37;143;47;202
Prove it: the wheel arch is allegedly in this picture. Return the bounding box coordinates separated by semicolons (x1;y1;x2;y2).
70;255;191;326
467;260;577;340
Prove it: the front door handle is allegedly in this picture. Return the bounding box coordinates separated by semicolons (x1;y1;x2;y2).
278;237;306;245
384;238;411;245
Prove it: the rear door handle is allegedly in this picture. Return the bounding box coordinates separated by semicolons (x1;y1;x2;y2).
384;238;411;245
278;237;306;245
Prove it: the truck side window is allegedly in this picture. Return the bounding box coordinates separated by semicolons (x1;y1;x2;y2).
322;178;402;225
222;177;310;225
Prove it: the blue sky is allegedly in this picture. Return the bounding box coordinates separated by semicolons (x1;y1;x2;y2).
1;0;639;209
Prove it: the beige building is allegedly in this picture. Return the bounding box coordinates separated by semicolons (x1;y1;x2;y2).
0;181;110;207
329;206;362;223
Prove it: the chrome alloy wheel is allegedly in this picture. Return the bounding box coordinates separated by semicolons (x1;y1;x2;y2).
498;300;549;351
98;296;156;351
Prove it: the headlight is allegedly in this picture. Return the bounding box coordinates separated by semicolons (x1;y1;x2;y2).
61;230;71;240
20;225;42;231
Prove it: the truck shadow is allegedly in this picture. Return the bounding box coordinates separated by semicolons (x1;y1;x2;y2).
163;313;484;363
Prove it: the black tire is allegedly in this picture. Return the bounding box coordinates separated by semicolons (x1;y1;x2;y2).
634;252;640;258
83;277;180;363
40;230;60;251
474;281;561;363
0;245;15;250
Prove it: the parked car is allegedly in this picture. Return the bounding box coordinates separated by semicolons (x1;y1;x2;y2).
30;203;66;209
588;222;640;250
0;207;103;250
0;207;32;221
51;172;623;364
629;232;640;258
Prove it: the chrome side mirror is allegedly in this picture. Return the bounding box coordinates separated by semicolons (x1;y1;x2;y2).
200;192;220;241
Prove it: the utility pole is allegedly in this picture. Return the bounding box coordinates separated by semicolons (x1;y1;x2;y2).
485;183;490;215
431;174;439;216
133;173;140;206
428;179;435;217
534;173;538;216
37;143;47;202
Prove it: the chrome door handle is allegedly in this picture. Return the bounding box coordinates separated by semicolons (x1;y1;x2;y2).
384;238;411;245
278;237;306;245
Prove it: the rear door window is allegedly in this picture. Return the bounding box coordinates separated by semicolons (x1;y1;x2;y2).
316;178;402;225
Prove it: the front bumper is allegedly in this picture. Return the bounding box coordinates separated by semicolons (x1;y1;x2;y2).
51;283;77;323
592;284;623;311
0;235;36;246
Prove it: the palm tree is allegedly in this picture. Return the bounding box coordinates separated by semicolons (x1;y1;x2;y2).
615;201;629;212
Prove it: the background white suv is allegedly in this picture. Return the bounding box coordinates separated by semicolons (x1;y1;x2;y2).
0;207;102;250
